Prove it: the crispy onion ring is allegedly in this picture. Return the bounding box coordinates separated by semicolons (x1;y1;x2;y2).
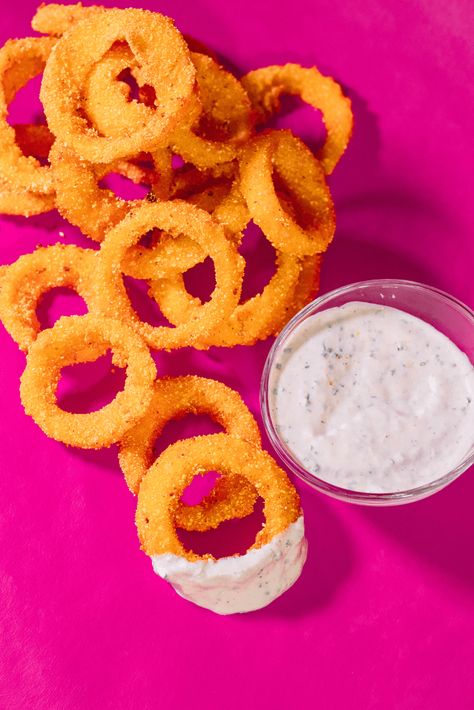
151;251;322;346
85;47;252;169
84;43;156;140
95;200;244;350
239;130;335;257
50;141;172;243
122;174;248;282
32;4;216;62
150;185;321;346
171;53;254;169
151;251;303;347
0;244;100;352
119;375;260;502
20;314;157;448
0;180;55;216
31;3;102;36
241;63;353;174
0;37;56;194
0;126;55;216
136;433;301;560
40;9;196;163
171;166;249;234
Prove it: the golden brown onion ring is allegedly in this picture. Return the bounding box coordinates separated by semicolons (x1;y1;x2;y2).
0;244;100;352
136;433;301;560
95;200;244;351
50;141;172;242
20;314;157;449
241;63;353;174
119;375;261;504
84;43;155;140
239;130;335;257
0;37;56;194
149;185;321;346
40;9;196;163
171;53;254;169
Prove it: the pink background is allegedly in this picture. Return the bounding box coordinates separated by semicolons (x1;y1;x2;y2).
1;1;473;708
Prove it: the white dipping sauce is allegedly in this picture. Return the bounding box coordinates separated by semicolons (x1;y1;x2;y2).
151;516;307;615
269;302;474;493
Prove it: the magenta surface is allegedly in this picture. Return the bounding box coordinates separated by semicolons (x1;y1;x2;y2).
1;2;473;708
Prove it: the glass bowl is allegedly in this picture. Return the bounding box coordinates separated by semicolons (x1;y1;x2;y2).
260;279;474;505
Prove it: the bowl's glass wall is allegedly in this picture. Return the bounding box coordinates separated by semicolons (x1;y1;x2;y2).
261;280;474;506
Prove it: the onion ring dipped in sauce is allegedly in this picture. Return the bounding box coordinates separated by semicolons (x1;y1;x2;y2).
136;433;307;614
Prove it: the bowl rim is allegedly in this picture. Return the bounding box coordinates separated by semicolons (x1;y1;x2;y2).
260;278;474;505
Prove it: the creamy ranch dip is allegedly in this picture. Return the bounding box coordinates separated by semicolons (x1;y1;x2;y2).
151;516;307;614
269;302;474;493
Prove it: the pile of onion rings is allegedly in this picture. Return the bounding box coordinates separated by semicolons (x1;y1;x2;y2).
0;4;353;613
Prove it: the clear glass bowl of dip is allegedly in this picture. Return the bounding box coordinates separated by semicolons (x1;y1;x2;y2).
260;279;474;505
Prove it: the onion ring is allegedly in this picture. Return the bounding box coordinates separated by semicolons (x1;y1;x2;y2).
137;433;301;557
122;174;248;282
241;63;353;174
151;251;301;347
149;185;320;346
84;43;156;140
153;252;323;344
85;47;252;169
171;53;254;169
119;375;260;505
31;3;102;36
50;141;172;243
239;130;335;257
32;4;217;62
95;200;244;350
20;314;157;449
40;8;196;163
0;244;100;352
0;37;56;194
136;434;305;613
0;180;55;216
171;168;249;236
